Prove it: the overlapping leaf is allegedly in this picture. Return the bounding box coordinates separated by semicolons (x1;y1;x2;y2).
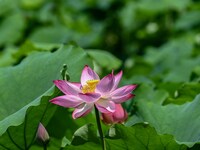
132;84;200;147
0;44;93;149
64;123;186;150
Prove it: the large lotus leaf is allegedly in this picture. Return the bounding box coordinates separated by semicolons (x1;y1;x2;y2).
0;89;58;149
106;124;186;150
134;84;200;147
0;44;93;149
64;123;186;150
0;41;61;67
13;41;61;66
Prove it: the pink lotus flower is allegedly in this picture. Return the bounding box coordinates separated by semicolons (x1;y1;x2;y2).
50;65;137;119
101;104;128;124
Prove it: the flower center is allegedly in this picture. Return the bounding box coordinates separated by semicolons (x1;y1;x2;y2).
82;80;99;94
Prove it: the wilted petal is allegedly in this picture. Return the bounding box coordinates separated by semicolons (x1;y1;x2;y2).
95;99;115;113
72;103;94;119
96;74;114;94
112;70;123;91
111;93;134;103
53;80;81;95
81;65;99;86
111;85;137;97
78;93;101;103
50;95;82;108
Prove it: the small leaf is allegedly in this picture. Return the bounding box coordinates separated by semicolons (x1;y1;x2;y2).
71;124;99;145
64;124;101;150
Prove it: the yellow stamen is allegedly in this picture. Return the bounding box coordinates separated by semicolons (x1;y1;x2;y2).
82;80;99;94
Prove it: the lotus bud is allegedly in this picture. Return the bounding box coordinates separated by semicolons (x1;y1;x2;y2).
36;123;49;143
101;104;128;124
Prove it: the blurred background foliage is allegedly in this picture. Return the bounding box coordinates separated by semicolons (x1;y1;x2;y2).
1;0;200;99
1;0;200;149
1;0;200;67
0;0;200;81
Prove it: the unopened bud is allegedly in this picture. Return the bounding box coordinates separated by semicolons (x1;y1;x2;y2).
36;123;49;143
101;104;128;125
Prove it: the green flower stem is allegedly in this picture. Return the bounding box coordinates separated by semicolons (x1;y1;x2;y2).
94;106;106;150
43;143;47;150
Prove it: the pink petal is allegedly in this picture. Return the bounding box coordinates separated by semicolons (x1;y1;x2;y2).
112;104;128;122
72;103;94;119
101;104;128;124
112;70;123;91
96;74;115;94
50;95;82;108
53;80;81;95
111;85;137;97
111;93;134;103
78;93;101;103
81;65;99;85
95;99;115;113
